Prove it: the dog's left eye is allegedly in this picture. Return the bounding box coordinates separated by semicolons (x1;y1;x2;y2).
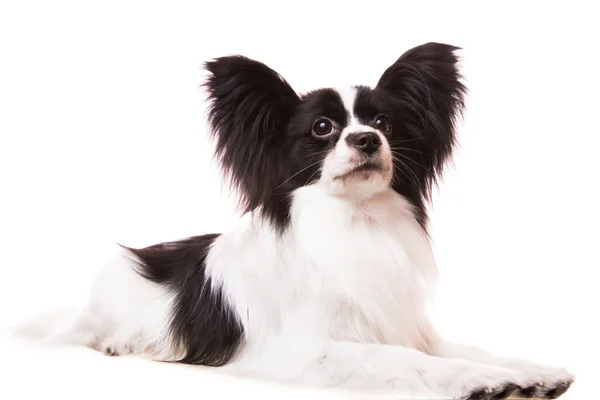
374;115;391;133
312;118;334;138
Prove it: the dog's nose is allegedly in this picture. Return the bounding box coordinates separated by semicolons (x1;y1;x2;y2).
345;132;382;155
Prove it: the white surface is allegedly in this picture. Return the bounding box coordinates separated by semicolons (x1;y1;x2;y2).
0;1;598;399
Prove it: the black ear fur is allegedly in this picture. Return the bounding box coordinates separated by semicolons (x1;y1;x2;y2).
377;42;467;204
204;56;300;226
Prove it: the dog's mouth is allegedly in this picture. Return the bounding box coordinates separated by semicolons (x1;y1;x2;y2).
334;161;386;180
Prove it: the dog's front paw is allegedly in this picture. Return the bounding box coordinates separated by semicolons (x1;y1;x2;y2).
448;365;537;400
511;363;574;399
88;336;132;357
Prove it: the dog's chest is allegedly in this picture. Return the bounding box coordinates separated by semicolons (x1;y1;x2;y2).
289;187;436;348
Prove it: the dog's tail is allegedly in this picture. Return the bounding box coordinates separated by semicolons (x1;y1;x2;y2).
10;307;91;346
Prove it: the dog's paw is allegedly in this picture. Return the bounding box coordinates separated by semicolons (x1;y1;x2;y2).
103;345;120;356
448;365;537;400
511;363;574;398
88;337;132;357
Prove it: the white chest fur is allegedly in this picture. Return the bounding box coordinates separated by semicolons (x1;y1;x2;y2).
289;186;437;349
207;186;437;355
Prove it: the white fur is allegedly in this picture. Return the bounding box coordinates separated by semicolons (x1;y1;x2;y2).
37;252;179;361
45;183;571;396
336;86;359;126
213;186;436;378
19;87;573;398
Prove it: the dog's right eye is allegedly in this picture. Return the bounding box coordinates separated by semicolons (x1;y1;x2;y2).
312;119;334;138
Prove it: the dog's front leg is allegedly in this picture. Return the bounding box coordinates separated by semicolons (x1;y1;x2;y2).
300;341;538;399
429;338;574;398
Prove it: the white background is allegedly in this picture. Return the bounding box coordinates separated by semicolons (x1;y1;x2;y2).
0;1;598;399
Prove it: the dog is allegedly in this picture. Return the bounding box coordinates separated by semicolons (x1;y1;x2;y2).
22;42;574;399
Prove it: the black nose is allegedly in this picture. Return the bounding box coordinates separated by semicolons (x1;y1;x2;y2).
345;132;382;155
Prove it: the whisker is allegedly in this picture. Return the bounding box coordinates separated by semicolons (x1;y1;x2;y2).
389;159;402;188
389;147;428;157
305;149;331;157
303;167;321;186
387;137;424;146
275;159;323;189
390;150;433;174
392;156;414;188
391;155;421;191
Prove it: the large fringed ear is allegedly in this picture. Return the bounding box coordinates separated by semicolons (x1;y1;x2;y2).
377;42;467;200
204;56;300;221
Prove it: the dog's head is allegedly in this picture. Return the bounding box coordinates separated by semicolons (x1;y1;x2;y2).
204;43;466;230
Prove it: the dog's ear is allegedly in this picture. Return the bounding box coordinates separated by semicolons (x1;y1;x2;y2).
376;42;467;199
204;56;300;219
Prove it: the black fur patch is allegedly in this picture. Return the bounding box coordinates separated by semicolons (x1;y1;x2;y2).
204;61;349;231
123;234;244;366
204;56;300;231
374;42;467;230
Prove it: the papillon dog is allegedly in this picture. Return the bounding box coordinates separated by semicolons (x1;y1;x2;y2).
22;43;574;399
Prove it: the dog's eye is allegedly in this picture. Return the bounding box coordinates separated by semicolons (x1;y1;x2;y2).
312;118;334;137
374;115;391;133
